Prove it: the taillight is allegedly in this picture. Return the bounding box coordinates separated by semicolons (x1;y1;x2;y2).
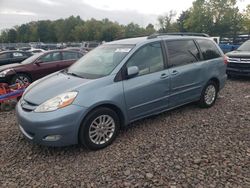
224;55;228;65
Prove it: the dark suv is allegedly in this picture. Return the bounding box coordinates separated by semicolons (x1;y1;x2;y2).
0;50;32;66
0;50;83;85
226;40;250;77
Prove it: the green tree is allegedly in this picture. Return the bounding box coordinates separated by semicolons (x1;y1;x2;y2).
157;10;178;33
7;29;17;42
243;4;250;35
183;0;244;37
145;24;156;35
177;10;190;32
124;23;146;38
101;19;124;41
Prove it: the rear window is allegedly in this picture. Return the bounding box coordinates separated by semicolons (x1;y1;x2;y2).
166;40;200;67
237;40;250;51
12;52;25;57
196;39;221;60
62;51;79;60
0;53;10;59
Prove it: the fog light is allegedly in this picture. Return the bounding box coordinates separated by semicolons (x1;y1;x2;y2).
43;135;61;141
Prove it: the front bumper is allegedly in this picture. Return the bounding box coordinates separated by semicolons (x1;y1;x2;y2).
16;101;88;147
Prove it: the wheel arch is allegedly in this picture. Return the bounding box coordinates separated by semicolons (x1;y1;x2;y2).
78;102;126;131
209;77;220;90
77;103;126;145
10;72;33;83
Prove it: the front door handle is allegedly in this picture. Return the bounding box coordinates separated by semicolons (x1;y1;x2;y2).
171;70;179;75
160;73;169;79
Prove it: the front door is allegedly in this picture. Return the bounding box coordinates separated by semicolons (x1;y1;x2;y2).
123;42;170;121
31;51;62;80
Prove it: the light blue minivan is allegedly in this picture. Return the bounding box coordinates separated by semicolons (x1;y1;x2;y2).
16;35;227;150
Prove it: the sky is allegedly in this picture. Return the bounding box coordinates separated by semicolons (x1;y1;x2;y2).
0;0;249;31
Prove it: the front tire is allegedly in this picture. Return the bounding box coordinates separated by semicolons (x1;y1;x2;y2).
199;81;218;108
10;73;31;85
79;107;120;150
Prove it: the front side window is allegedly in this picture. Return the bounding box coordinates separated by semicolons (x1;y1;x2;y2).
67;44;133;79
166;40;200;67
40;52;61;62
126;42;164;76
196;39;221;60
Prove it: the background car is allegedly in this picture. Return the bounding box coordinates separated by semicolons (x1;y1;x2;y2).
28;48;46;54
0;50;32;66
0;50;83;85
65;47;88;55
226;40;250;77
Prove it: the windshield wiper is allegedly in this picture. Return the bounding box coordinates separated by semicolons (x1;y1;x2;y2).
66;71;85;78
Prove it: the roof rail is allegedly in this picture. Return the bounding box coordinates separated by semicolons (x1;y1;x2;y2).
147;32;210;39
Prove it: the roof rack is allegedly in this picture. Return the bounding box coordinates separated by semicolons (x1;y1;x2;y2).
147;32;210;39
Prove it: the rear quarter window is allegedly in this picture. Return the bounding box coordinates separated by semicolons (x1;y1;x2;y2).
62;52;79;60
196;39;221;60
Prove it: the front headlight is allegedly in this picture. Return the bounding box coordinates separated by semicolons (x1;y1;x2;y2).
0;69;13;77
34;91;78;112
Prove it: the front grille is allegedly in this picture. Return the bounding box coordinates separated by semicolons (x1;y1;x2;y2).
228;57;250;70
228;62;250;69
228;57;250;63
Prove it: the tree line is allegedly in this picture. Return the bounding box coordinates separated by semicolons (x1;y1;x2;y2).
0;0;249;43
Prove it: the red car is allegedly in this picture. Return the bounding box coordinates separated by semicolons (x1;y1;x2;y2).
0;50;83;85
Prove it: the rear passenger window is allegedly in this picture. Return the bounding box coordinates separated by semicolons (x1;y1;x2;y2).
62;52;79;60
196;39;221;60
166;40;200;67
126;42;164;76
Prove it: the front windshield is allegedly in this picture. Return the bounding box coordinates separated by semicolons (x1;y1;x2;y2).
21;52;42;64
238;40;250;51
67;44;134;79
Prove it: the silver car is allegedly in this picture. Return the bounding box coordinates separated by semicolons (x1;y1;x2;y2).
16;35;227;150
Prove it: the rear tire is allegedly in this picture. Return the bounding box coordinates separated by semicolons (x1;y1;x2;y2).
10;73;31;85
199;81;218;108
79;107;120;150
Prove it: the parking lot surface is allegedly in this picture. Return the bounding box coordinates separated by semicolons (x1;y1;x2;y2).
0;79;249;187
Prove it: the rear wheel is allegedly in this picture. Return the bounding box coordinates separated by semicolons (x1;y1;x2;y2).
10;73;31;85
199;81;218;108
79;107;120;150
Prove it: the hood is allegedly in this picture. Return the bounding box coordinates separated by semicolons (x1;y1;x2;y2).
23;72;92;105
0;63;22;71
226;50;250;58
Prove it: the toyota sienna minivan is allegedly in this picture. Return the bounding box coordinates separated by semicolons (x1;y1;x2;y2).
16;34;227;150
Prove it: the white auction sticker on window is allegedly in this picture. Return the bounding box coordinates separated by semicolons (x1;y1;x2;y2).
115;48;131;53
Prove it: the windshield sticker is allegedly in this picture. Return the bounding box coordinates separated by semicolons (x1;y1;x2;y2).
115;48;131;53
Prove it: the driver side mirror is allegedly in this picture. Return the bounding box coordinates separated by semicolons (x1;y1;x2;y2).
35;59;43;65
127;66;139;79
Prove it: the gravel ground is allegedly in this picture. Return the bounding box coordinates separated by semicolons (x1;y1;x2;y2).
0;78;250;188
